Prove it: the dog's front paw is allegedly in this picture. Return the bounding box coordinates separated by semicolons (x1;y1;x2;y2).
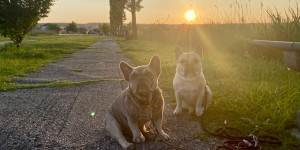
159;132;169;140
173;107;182;115
123;143;134;150
133;134;145;143
195;107;204;117
144;131;157;140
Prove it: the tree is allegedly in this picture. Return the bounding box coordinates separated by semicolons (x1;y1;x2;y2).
99;23;110;34
47;23;61;33
109;0;127;36
0;0;55;48
66;21;79;33
126;0;143;40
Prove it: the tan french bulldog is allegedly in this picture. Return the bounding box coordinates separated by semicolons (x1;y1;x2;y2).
105;56;169;149
173;47;212;117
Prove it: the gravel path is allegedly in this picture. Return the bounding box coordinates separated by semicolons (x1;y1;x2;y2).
0;38;221;149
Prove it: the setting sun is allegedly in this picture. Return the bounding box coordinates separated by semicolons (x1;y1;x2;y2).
185;10;196;21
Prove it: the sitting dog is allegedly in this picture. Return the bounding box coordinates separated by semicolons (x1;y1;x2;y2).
105;56;169;149
173;47;212;116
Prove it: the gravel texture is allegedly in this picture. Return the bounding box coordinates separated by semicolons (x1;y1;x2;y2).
0;38;222;149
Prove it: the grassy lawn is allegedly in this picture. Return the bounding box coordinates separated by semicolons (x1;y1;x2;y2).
116;37;300;149
0;35;10;41
0;35;103;91
0;34;85;42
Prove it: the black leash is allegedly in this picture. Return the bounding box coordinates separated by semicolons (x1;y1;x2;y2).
149;86;282;150
200;118;281;150
201;111;281;149
200;87;282;150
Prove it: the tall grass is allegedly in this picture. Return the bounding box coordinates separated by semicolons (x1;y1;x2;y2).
267;4;300;41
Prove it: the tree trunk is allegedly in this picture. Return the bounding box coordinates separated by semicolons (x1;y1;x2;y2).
14;35;24;49
120;24;124;37
131;0;137;40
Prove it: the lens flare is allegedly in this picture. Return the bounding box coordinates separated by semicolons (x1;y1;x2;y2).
185;10;196;21
91;112;95;116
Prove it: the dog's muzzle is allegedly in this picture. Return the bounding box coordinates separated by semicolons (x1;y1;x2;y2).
136;83;153;105
137;91;153;105
130;77;155;105
184;63;200;77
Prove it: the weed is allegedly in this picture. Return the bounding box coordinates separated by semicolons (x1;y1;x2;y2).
70;69;83;72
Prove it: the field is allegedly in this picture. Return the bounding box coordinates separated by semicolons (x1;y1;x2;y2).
116;21;300;149
0;34;103;91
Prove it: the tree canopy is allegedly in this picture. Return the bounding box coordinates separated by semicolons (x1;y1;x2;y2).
47;23;61;33
125;0;143;12
109;0;143;39
126;0;143;40
109;0;127;35
99;23;110;34
66;21;79;33
0;0;55;48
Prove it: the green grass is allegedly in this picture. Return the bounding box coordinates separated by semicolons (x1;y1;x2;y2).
0;35;103;91
0;35;10;41
116;37;300;149
0;34;89;42
70;69;83;72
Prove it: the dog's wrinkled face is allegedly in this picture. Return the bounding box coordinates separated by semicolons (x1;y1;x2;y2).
120;56;161;105
175;47;203;78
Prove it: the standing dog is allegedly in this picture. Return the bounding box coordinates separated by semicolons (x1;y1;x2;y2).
105;56;169;149
173;47;212;117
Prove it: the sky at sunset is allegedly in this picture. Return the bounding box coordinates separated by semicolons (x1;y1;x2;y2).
39;0;300;24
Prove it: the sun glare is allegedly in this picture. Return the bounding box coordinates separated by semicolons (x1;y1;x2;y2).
185;10;196;21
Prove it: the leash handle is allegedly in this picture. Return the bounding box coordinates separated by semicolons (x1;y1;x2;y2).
249;134;258;147
242;139;253;147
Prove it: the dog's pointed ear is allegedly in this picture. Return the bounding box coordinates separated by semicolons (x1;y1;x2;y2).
195;46;203;58
120;61;133;81
175;47;183;61
149;56;161;76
